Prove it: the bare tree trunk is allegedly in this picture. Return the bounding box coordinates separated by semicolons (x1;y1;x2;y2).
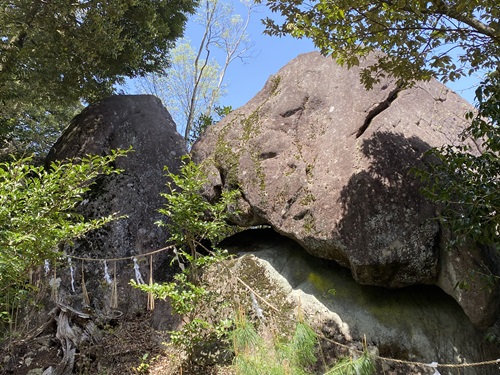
184;0;218;141
42;303;101;375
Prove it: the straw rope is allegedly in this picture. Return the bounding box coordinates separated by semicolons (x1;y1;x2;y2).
56;245;500;370
66;244;176;262
317;333;499;369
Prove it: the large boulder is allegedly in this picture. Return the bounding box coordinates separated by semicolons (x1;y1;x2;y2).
1;95;185;375
436;235;500;328
46;95;186;315
221;229;500;375
193;52;499;326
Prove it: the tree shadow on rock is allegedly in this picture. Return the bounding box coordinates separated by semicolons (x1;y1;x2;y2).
335;131;439;287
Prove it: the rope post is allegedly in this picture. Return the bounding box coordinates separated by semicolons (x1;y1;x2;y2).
111;262;118;309
147;256;154;311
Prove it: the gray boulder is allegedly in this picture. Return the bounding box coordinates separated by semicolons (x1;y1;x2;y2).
436;234;500;328
46;95;186;314
222;229;500;375
193;52;499;326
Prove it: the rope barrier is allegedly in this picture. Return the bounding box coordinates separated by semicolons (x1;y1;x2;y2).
51;245;500;370
65;244;176;262
315;323;499;370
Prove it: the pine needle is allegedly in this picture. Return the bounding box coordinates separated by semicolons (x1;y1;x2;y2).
324;350;376;375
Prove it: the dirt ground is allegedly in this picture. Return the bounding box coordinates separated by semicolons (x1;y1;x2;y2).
1;309;238;375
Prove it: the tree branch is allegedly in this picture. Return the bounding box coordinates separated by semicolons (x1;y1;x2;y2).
435;7;500;43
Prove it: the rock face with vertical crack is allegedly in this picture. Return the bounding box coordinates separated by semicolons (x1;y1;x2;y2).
193;52;500;327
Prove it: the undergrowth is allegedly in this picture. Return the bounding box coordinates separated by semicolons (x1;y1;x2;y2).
132;156;376;375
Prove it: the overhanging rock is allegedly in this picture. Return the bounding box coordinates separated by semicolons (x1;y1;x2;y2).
192;52;499;327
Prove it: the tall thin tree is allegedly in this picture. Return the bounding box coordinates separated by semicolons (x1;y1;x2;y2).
138;0;257;143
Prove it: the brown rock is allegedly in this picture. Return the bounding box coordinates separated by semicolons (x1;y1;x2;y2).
192;52;471;289
437;234;500;329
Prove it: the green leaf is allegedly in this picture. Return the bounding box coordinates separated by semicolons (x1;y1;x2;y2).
0;149;129;327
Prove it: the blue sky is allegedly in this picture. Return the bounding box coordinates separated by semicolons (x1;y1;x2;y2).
192;5;320;110
126;4;320;110
190;4;479;107
127;3;478;110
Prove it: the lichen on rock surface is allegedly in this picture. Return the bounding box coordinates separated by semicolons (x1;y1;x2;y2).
193;52;499;328
46;95;187;316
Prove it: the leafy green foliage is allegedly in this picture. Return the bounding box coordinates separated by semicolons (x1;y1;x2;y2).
0;102;83;159
188;105;233;147
156;155;240;261
233;311;318;375
133;353;159;375
132;157;240;357
416;72;499;248
131;268;234;354
262;0;499;88
0;149;129;327
0;0;196;156
133;272;208;316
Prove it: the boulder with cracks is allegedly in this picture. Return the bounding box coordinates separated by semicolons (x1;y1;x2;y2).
193;52;499;328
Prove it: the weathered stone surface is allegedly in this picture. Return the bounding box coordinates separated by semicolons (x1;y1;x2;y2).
222;229;500;375
193;52;500;327
436;233;500;329
192;51;472;288
46;95;186;314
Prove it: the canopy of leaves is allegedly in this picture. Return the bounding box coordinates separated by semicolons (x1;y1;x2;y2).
262;0;500;88
416;72;500;248
0;102;83;160
0;0;196;155
0;149;128;324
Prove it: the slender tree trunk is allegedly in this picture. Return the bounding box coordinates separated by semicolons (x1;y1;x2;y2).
184;0;218;141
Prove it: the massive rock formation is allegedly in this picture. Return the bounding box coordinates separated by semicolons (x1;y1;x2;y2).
193;52;499;328
46;95;186;315
221;229;500;375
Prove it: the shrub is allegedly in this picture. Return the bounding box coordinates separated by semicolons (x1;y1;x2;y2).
0;149;128;336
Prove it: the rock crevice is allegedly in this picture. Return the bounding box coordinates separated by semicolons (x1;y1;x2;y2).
355;86;400;138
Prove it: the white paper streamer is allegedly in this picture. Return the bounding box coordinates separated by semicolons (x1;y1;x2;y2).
251;292;264;320
68;258;75;292
172;247;185;272
133;257;145;284
44;260;50;275
103;261;112;284
428;362;441;375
